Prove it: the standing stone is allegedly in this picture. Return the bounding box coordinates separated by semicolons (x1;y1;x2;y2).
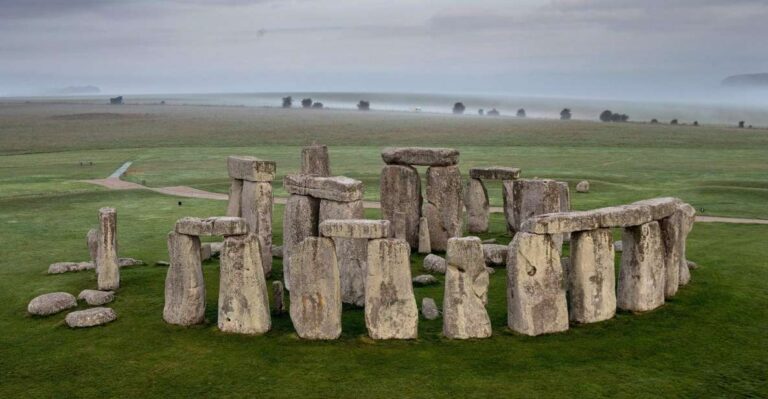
86;228;99;263
392;210;407;241
678;203;696;286
289;237;341;340
301;144;331;176
465;178;489;233
218;234;270;335
568;228;616;323
504;179;562;235
618;221;665;312
320;199;367;307
443;237;491;339
576;180;590;193
272;280;285;314
659;211;682;298
422;298;440;320
507;232;568;336
226;178;243;217
502;180;515;235
380;165;422;248
96;207;119;291
424;165;463;251
365;239;418;339
163;232;205;326
241;180;273;276
557;182;570;213
282;194;319;291
418;216;431;254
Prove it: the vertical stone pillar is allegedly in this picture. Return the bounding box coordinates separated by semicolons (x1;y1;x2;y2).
502;180;515;235
226;178;243;217
86;228;99;264
568;228;616;323
365;239;418;339
163;231;205;325
272;280;285;315
320;199;367;307
241;181;273;276
443;237;491;339
465;178;489;233
218;233;271;335
504;179;562;235
418;216;431;254
678;203;696;286
424;165;463;251
659;211;682;298
618;221;665;312
96;207;119;290
506;232;568;336
282;194;319;291
557;181;571;242
380;165;422;248
301;144;331;176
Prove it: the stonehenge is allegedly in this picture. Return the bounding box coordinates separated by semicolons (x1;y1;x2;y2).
466;167;521;234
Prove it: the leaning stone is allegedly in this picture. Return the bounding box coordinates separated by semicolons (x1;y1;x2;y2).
418;217;431;254
482;244;508;266
163;232;205;326
504;179;562;235
227;155;276;182
319;199;367;307
380;165;422;248
520;211;601;234
272;280;285;314
319;219;391;239
78;289;115;306
381;147;459;166
284;174;363;202
444;237;491;339
423;254;447;274
301;144;331;176
118;258;144;267
87;228;99;262
576;180;590;193
568;228;616;323
48;261;94;274
465;178;489;233
632;197;682;220
97;207;119;291
424;165;463;251
594;204;653;228
365;239;418;339
617;221;665;312
412;274;439;286
282;194;319;291
421;298;440;320
289;237;342;340
65;307;117;328
659;210;683;298
271;245;283;258
469;166;521;181
678;203;696;286
218;234;271;335
27;292;77;316
241;181;273;274
506;232;568;336
226;178;243;217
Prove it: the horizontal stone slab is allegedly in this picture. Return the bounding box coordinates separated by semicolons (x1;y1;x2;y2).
175;217;249;236
469;166;521;180
283;174;363;202
381;147;459;166
319;219;391;239
593;205;653;228
227;156;276;182
520;211;601;234
632;197;682;220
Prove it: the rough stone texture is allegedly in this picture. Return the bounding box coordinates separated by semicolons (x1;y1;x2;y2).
504;179;562;235
288;237;341;340
48;261;94;274
227;155;276;182
678;203;696;286
576;180;590;193
381;147;459;166
241;181;273;275
78;289;115;306
175;217;249;237
271;245;283;258
392;211;407;241
465;178;489;233
614;240;623;252
117;257;144;267
65;307;117;328
226;178;243;217
200;243;212;261
319;219;390;239
594;205;653;228
423;254;447;274
617;221;665;312
365;239;418;339
506;232;568;336
659;211;683;298
282;194;319;291
443;237;491;339
163;232;205;326
284;174;363;202
272;280;285;314
568;228;616;323
210;242;223;257
412;274;439;286
482;244;508;267
87;228;99;263
521;211;601;234
27;292;77;316
469;166;521;181
418;217;431;254
558;182;571;212
380;165;422;248
218;234;271;335
633;197;682;220
301;144;331;176
97;207;119;291
421;297;440;320
424;165;463;251
320;199;367;307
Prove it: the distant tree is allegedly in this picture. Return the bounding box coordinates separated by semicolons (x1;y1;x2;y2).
738;121;745;128
478;109;484;116
357;100;370;111
312;102;324;109
560;108;572;120
453;102;466;115
487;108;500;116
301;98;313;108
600;110;613;122
748;125;754;129
650;119;659;124
670;119;679;125
109;96;123;105
693;121;699;127
282;96;292;108
620;114;629;122
517;108;526;118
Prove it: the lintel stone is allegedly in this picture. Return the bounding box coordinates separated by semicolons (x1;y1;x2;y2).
381;147;459;166
469;166;521;180
227;156;276;182
319;219;390;239
283;174;363;202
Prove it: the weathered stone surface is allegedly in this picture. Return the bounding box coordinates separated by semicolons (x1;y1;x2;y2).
78;289;115;306
87;228;98;262
27;292;77;316
200;243;212;261
421;297;440;320
482;244;508;266
633;197;682;220
594;204;653;228
118;258;144;267
175;217;249;237
65;307;117;328
469;166;521;181
520;211;601;234
301;144;331;176
506;232;568;336
97;207;119;291
659;211;683;298
227;155;276;182
381;147;459;166
380;165;422;248
503;179;562;235
418;217;431;254
444;237;491;339
48;261;94;274
241;181;273;275
272;280;285;314
284;174;363;202
210;242;223;257
392;211;407;241
320;199;367;307
614;240;623;252
271;244;283;258
423;254;447;274
218;234;271;335
412;274;439;286
424;165;463;251
226;178;243;217
289;237;341;340
687;260;699;270
465;178;489;233
282;194;319;291
163;232;205;326
568;228;616;323
365;239;418;339
557;182;570;212
678;203;696;286
576;180;590;193
319;219;391;239
617;221;665;312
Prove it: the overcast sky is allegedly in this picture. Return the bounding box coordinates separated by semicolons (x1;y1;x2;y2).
1;0;767;99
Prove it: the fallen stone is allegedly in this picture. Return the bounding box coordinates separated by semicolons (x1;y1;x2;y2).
687;260;699;270
424;165;463;251
412;274;439;286
481;238;496;244
163;231;205;326
381;147;459;166
469;166;521;181
678;203;696;286
218;233;271;335
155;260;170;266
465;178;489;233
226;178;243;217
118;258;144;267
301;144;331;176
618;221;665;312
520;211;601;234
272;280;285;314
271;245;283;258
65;307;117;328
421;297;440;320
241;180;273;274
365;239;418;339
96;207;119;291
27;292;77;316
319;219;391;239
418;216;431;254
282;194;319;291
87;228;98;262
227;155;276;182
632;197;682;220
482;244;508;266
380;165;422;248
423;254;447;274
284;174;363;202
48;261;94;274
503;179;562;235
78;289;115;306
568;228;616;323
444;237;491;339
175;217;249;237
576;180;590;193
319;199;367;307
594;204;653;228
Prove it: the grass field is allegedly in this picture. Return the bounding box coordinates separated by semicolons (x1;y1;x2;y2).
0;102;766;397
